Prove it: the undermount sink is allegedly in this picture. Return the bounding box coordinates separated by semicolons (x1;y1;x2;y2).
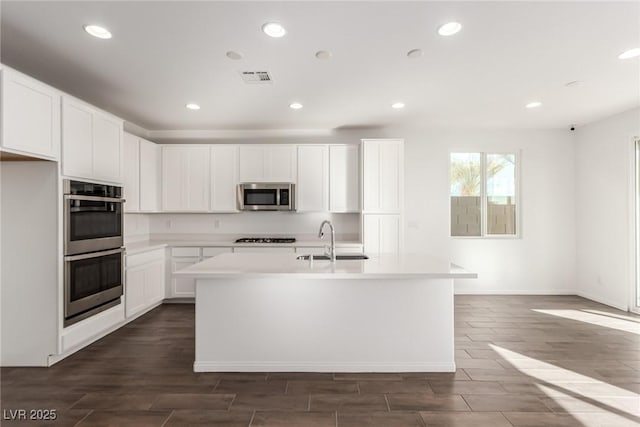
296;254;369;261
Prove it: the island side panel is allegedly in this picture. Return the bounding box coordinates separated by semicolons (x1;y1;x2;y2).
194;277;455;372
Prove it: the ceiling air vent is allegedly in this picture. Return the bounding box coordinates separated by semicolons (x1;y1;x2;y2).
239;71;272;84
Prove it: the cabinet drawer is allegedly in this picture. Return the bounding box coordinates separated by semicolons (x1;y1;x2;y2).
171;247;201;257
202;247;232;258
126;248;165;268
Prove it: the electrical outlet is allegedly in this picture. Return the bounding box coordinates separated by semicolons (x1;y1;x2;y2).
166;220;172;230
214;220;222;229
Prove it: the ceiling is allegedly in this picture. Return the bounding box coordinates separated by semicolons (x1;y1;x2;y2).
1;1;639;133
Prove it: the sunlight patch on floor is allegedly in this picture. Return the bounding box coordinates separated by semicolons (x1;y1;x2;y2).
532;309;640;335
489;344;640;418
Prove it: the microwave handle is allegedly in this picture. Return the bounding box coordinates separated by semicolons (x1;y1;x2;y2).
64;247;124;261
65;195;126;203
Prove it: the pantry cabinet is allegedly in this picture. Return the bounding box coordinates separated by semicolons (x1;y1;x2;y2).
238;145;296;183
363;214;402;254
162;145;210;211
1;67;61;160
62;95;123;183
362;139;403;213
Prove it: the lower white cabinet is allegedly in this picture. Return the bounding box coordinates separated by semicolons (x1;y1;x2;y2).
363;214;402;254
125;249;165;318
169;247;232;297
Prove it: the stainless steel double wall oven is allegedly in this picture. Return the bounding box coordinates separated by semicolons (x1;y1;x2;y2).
63;180;124;326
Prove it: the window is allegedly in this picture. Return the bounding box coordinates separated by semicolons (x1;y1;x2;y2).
450;152;518;237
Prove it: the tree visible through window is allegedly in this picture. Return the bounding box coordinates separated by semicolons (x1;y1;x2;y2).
450;152;517;237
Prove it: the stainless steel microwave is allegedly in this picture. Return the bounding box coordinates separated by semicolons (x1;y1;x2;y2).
237;183;296;211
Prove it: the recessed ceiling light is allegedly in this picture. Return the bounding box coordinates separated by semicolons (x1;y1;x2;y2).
262;22;286;38
83;24;112;39
525;101;542;109
391;102;405;109
407;49;423;58
315;50;332;60
289;102;303;110
185;103;201;110
226;51;244;60
437;22;462;36
618;48;640;59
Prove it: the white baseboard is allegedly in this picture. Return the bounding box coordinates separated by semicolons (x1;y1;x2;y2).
193;361;456;373
576;291;629;311
454;289;577;295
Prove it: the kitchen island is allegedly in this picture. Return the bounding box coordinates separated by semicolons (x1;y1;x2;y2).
176;252;476;373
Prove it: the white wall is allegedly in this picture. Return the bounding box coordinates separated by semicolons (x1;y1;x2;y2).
396;128;577;294
575;108;639;310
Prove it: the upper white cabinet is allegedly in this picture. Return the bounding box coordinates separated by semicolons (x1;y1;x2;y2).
362;139;404;213
123;133;140;212
62;96;123;183
329;145;359;212
139;139;161;212
162;145;210;212
297;145;329;212
239;145;296;183
1;67;61;160
210;145;239;212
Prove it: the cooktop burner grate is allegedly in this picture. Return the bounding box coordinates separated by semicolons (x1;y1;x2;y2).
234;237;296;244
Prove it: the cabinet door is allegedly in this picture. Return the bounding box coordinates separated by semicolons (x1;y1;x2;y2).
266;145;297;182
62;98;93;178
144;260;165;305
93;113;123;183
363;214;401;254
210;145;238;212
329;145;359;212
233;247;295;253
362;140;402;213
125;266;146;318
171;257;200;297
238;146;265;182
161;146;184;211
1;68;60;159
123;133;140;212
297;145;328;212
139;139;161;212
185;147;210;211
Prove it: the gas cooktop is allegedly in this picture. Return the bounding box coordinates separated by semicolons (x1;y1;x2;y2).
234;237;296;244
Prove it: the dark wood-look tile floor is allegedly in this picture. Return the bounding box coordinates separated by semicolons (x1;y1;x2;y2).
2;296;640;426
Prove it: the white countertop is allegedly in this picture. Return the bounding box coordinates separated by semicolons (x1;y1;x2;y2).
125;238;363;255
175;252;477;279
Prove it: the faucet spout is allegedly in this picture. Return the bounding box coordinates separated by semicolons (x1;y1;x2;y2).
318;220;336;262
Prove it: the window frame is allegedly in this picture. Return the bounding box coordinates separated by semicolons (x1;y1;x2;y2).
449;150;521;239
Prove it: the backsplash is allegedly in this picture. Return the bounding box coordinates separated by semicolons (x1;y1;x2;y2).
125;212;360;242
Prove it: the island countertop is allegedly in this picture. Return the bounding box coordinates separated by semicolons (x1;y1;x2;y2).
175;252;477;279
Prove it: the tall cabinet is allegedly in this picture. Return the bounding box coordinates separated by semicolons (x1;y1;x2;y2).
361;139;404;254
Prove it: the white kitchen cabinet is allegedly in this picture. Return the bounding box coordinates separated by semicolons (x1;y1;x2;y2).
169;247;232;298
1;67;60;160
62;95;123;183
329;145;359;212
139;138;161;212
210;145;239;212
123;133;140;212
125;249;165;319
363;214;402;254
162;145;210;211
362;139;403;213
297;145;328;212
239;145;296;183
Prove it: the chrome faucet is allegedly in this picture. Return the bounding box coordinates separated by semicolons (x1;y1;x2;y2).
318;220;336;262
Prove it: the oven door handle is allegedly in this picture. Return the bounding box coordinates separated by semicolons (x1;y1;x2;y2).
64;248;124;261
65;195;126;203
